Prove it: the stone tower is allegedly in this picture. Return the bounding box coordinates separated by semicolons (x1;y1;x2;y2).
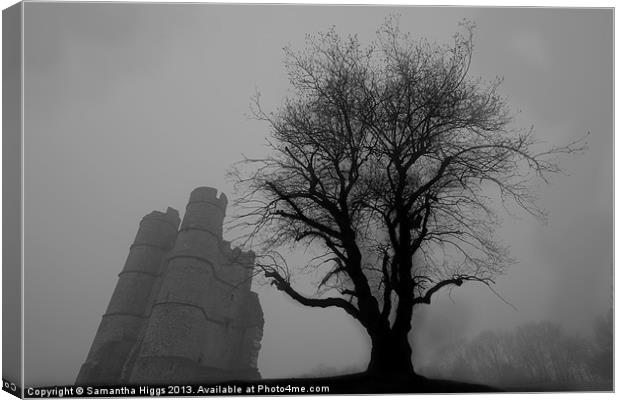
76;187;263;385
75;207;180;385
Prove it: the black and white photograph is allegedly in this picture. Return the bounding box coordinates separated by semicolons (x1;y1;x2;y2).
2;1;614;397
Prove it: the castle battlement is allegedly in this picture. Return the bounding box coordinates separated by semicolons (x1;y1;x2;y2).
76;188;263;386
222;241;256;266
187;186;228;211
180;188;228;237
142;207;181;226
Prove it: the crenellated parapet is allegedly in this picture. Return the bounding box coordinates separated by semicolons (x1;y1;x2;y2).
180;187;227;237
221;241;256;266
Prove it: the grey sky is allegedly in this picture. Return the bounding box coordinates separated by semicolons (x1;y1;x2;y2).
22;4;612;386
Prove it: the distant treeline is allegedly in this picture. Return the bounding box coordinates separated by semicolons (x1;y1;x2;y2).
419;309;613;391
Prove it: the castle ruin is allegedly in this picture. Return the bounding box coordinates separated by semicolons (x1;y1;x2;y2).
76;187;263;385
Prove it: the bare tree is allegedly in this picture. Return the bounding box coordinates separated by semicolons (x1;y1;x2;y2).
424;322;597;389
589;308;613;381
230;20;584;378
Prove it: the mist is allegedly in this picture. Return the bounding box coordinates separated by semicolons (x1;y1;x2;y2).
415;310;613;390
21;4;611;388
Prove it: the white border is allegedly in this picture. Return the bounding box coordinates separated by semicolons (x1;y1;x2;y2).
0;2;615;400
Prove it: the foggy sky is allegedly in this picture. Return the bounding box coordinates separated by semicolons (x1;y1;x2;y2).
22;4;612;386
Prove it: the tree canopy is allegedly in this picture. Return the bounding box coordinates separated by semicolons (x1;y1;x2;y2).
230;19;584;376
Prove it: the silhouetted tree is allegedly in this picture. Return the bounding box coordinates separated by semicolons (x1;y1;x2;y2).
231;20;584;377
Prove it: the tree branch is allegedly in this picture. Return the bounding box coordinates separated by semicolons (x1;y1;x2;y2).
263;268;361;321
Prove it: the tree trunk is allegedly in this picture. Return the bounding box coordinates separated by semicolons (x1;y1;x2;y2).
366;329;417;378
